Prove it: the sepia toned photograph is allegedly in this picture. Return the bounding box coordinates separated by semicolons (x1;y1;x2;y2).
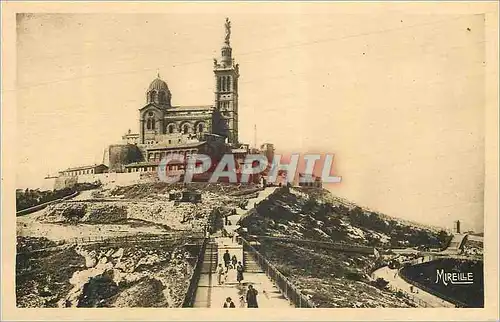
1;1;499;321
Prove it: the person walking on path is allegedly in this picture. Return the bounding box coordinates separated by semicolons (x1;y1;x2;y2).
238;296;246;308
246;285;259;308
217;263;225;285
236;261;244;284
231;255;238;269
223;297;236;308
223;250;231;271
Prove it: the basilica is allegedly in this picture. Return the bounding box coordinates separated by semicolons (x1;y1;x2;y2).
56;18;276;185
112;18;248;174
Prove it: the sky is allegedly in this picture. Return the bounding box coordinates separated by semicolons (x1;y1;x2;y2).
16;11;485;231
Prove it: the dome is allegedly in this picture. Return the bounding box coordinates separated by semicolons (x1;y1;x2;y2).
148;77;169;92
146;74;172;106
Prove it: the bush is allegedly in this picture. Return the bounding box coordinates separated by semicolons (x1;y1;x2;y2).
278;265;294;278
344;271;364;281
16;188;75;212
371;277;389;289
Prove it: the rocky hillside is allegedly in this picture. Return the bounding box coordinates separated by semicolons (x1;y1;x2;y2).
35;182;256;231
17;182;259;308
257;240;415;308
462;237;483;257
108;182;259;200
242;187;449;248
16;236;197;308
239;187;451;308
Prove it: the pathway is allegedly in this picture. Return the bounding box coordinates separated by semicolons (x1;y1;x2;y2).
193;236;292;308
372;266;455;308
225;186;278;234
193;186;292;308
440;233;468;255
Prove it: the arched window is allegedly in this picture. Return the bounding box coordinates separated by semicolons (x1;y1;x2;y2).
198;123;204;133
147;119;152;130
150;91;157;102
151;119;155;130
159;91;166;103
226;76;231;91
167;124;175;134
183;124;189;134
217;77;221;91
221;77;226;92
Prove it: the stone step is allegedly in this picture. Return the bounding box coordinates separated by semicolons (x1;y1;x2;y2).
243;251;264;272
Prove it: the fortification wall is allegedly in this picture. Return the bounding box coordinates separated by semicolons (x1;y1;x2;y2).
77;172;141;187
108;144;144;172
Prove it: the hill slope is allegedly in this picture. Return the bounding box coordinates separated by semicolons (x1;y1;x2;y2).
239;187;451;307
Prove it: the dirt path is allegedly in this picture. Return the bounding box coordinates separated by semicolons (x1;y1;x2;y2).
372;266;454;308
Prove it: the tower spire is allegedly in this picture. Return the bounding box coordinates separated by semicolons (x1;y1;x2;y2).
254;124;257;149
220;18;233;66
224;17;231;45
213;17;239;146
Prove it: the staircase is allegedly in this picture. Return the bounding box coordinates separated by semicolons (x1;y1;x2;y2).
441;234;468;255
201;242;218;273
243;251;264;273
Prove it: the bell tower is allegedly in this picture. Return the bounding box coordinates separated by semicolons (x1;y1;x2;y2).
213;17;239;145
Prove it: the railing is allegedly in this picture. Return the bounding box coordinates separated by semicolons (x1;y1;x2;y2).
382;280;437;308
16;191;80;216
247;235;375;254
369;269;452;308
17;233;205;255
182;237;208;307
240;236;316;308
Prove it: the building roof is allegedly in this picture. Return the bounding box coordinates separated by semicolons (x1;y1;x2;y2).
231;148;248;153
60;164;108;172
170;105;213;111
139;103;213;113
145;141;206;151
299;173;322;182
148;77;170;92
124;160;184;167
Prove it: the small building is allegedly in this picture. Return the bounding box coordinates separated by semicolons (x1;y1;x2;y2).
180;190;202;203
454;220;461;234
59;164;108;177
232;144;250;170
124;159;185;174
169;190;202;203
122;129;140;145
298;173;322;188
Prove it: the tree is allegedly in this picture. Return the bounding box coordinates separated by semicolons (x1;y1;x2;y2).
437;230;450;249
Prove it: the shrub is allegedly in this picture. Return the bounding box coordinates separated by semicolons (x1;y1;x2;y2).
344;271;363;281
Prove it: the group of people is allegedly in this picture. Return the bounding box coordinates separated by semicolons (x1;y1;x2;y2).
217;250;259;308
217;250;244;285
223;285;259;308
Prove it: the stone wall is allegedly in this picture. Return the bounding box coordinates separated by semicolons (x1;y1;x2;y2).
54;176;78;190
108;144;144;173
77;172;141;187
